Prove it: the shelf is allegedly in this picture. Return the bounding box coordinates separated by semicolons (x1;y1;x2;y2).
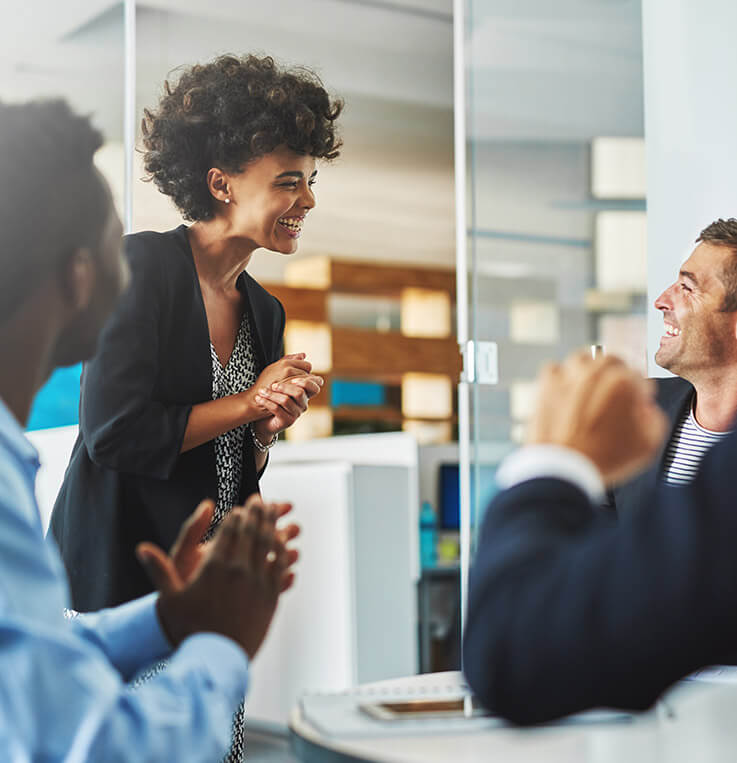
265;257;460;443
332;405;403;423
260;283;327;322
284;256;456;299
331;406;456;424
331;327;462;381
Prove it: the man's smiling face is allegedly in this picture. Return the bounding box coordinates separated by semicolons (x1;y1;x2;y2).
654;242;737;379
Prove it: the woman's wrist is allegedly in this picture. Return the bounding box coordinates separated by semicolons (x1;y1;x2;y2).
249;422;278;452
238;388;267;425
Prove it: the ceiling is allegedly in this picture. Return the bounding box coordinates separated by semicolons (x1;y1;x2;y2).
468;0;644;140
0;0;644;280
1;0;643;141
0;0;453;141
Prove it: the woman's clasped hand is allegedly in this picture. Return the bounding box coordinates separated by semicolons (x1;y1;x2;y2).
247;352;325;439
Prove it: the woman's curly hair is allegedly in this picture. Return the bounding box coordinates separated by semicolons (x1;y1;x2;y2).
141;54;343;221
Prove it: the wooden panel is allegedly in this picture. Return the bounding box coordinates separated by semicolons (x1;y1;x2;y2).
331;327;462;382
332;407;456;424
306;375;332;408
283;257;456;299
262;283;328;322
330;261;455;299
332;406;404;423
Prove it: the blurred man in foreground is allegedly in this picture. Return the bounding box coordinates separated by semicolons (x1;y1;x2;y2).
463;349;737;724
0;98;297;760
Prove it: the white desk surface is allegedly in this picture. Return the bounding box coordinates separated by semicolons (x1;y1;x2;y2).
289;671;737;762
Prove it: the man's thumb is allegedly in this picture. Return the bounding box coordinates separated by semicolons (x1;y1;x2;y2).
136;543;179;594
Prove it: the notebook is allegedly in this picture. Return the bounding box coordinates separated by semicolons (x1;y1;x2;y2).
298;673;633;738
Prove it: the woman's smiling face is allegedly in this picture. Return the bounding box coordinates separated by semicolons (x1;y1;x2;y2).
217;144;317;255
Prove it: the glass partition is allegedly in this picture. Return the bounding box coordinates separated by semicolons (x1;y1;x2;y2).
4;5;125;432
457;0;647;622
125;0;457;702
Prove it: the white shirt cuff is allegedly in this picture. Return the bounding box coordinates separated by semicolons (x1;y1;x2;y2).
495;445;605;503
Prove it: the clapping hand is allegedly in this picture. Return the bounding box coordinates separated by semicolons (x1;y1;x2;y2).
136;495;300;657
528;350;667;486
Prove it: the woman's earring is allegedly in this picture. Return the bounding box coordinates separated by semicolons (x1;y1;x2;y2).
224;197;231;204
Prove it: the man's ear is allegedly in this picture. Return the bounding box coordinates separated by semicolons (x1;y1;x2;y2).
62;248;95;312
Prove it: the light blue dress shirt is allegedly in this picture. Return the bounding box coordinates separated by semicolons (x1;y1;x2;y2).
0;398;249;762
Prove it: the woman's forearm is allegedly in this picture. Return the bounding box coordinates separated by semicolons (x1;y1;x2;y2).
254;449;268;473
181;391;266;453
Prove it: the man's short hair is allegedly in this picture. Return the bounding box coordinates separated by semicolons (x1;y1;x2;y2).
697;218;737;312
0;100;105;324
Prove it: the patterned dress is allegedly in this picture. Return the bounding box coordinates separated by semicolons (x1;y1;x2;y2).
81;312;259;762
210;312;258;762
209;312;258;534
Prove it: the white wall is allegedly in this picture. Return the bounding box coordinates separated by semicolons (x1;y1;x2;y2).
643;0;737;375
27;426;78;533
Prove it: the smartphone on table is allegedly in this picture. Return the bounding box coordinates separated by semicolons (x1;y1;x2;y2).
359;696;491;721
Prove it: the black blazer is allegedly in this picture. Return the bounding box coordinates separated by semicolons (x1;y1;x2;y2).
605;376;694;518
49;225;284;611
463;429;737;725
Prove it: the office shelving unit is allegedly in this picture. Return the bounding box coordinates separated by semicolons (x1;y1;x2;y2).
263;257;463;442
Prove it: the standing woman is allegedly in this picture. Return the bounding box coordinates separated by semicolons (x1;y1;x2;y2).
49;54;342;757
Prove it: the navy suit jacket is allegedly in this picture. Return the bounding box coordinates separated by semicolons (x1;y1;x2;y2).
463;427;737;725
49;226;284;611
605;376;693;518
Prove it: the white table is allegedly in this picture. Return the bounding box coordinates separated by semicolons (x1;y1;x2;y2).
289;671;737;762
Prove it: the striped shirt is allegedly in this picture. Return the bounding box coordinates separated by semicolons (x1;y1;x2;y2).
662;396;731;485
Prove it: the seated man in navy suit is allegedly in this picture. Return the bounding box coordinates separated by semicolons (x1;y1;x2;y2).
608;218;737;517
463;349;737;725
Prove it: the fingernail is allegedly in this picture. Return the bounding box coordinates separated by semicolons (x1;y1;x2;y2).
254;395;262;402
271;383;280;390
260;388;270;396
